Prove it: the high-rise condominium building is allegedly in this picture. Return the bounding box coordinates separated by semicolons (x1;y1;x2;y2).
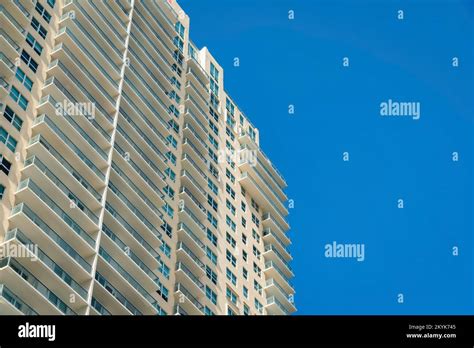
0;0;294;315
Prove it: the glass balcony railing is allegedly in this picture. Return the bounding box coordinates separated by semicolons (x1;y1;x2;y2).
174;283;204;313
183;123;207;150
183;137;208;166
0;284;37;315
179;205;206;234
34;114;105;180
7;258;76;315
178;222;205;251
105;202;162;249
10;203;92;273
266;278;294;306
65;11;120;73
24;156;99;224
102;224;158;281
98;247;161;313
108;181;163;239
28;134;102;201
114;143;164;197
17;178;96;248
262;213;288;236
264;261;293;289
185;108;208;136
264;244;292;272
182;153;207;181
91;297;111;315
0;5;26;35
49;77;111;142
95;272;141;315
0;28;21;51
175;262;204;291
181;169;206;197
186;93;208;123
180;186;206;214
75;1;122;56
263;228;291;254
43;95;108;160
111;161;162;218
177;242;205;270
266;296;290;315
87;0;125;44
5;228;88;299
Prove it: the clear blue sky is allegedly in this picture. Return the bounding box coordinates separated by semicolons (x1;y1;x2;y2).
178;0;473;314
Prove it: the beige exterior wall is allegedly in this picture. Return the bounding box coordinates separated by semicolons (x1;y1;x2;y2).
0;0;294;316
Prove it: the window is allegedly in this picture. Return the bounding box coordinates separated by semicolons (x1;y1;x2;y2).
163;203;174;218
241;187;246;196
243;303;250;315
243;268;248;280
242;234;247;245
226;287;237;304
206;246;217;265
3;106;23;131
0;184;5;199
207;211;217;228
20;50;38;73
243;286;248;298
254;280;263;295
255;299;263;313
210;63;219;81
208;134;218;149
204;306;214;316
166;135;177;149
241;201;246;212
15;68;33;91
207;178;218;195
226;184;235;200
47;0;56;8
226;98;235;116
226;168;235;183
9;86;28;111
207;229;218;247
173;36;184;53
253;245;261;260
226;215;236;232
208;148;218;163
226;199;235;216
207;194;218;212
227;307;235;316
31;17;47;39
0;155;12;176
252;214;260;228
226;232;236;248
165;151;176;165
209;120;219;136
0;128;17;152
226;268;237;286
253;262;262;277
35;2;52;23
210;79;219;96
243;250;248;262
252;228;261;243
158;260;170;279
206;286;217;305
165;167;176;181
206;265;217;285
226;127;235;141
163;185;175;199
160;242;171;258
26;33;43;55
175;21;185;38
226;249;236;267
156;280;169;301
241;217;247;228
161;221;173;238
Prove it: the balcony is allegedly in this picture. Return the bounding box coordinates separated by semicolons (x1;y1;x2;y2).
0;52;15;78
176;241;205;277
178;205;206;239
179;186;206;220
263;228;292;260
174;283;204;315
265;278;296;314
263;244;293;278
239;172;288;227
265;296;290;315
177;222;205;257
264;261;294;294
262;213;291;246
8;203;93;275
0;257;76;315
0;5;26;41
0;284;37;315
175;262;205;297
